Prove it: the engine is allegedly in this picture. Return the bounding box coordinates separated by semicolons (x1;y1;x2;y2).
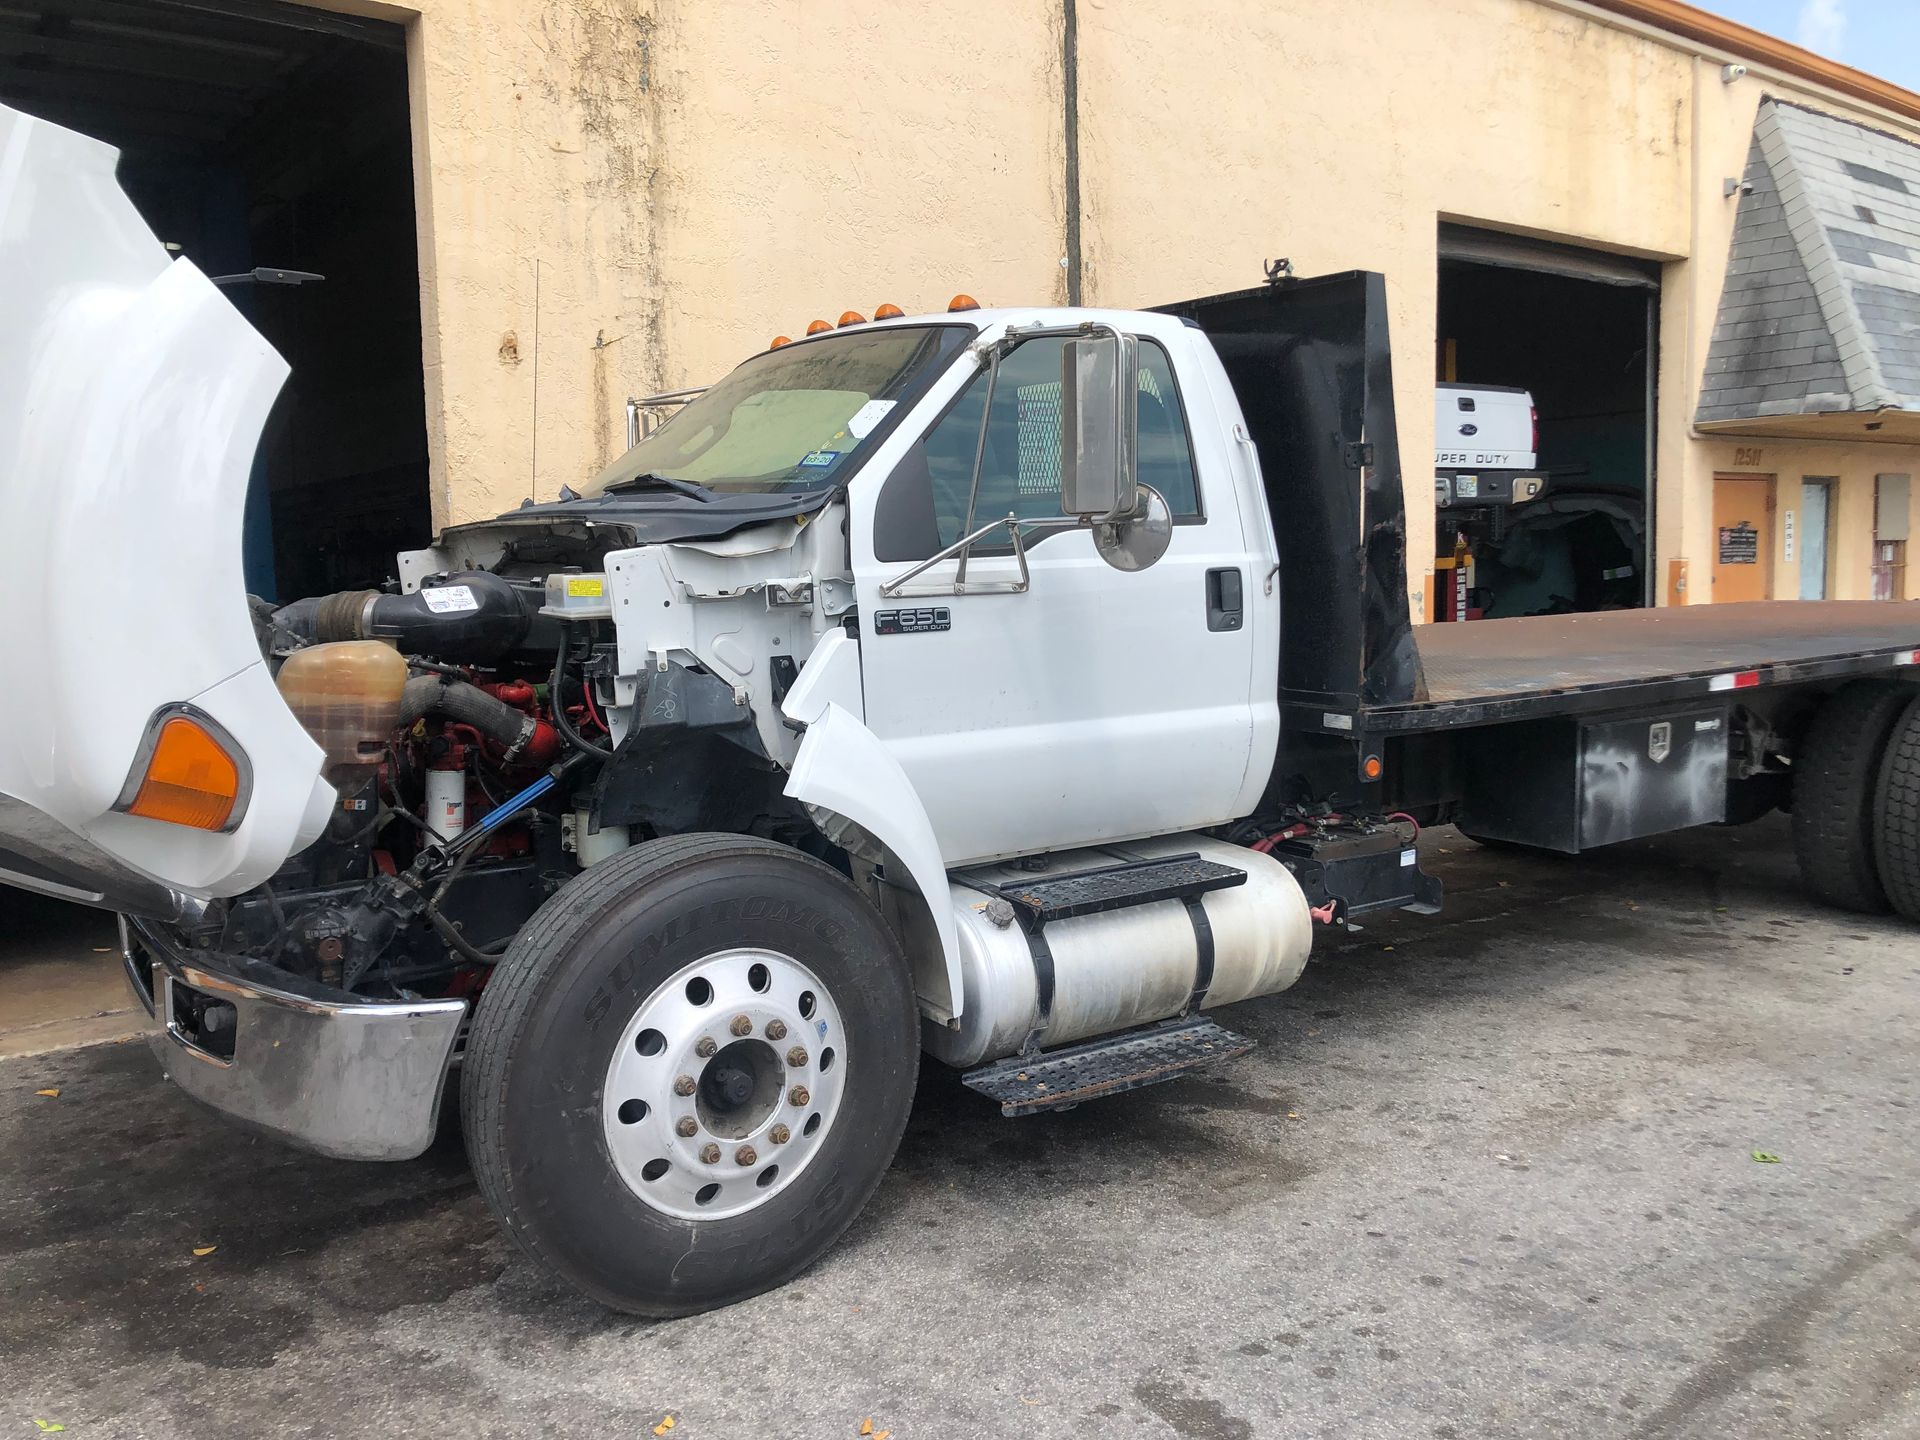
155;568;624;1017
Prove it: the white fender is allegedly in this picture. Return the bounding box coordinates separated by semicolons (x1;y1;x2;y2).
784;702;963;1022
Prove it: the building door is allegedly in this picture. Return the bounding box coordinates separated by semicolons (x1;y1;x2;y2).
1712;474;1773;603
1799;478;1834;600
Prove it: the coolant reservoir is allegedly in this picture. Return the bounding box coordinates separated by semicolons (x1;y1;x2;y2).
276;640;410;781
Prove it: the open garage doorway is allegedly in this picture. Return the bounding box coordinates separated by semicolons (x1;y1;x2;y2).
1436;225;1658;619
1;0;428;601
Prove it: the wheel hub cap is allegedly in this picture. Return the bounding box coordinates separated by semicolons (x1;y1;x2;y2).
602;947;847;1220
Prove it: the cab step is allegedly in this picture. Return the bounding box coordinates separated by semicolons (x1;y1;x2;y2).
961;1015;1256;1116
998;853;1246;927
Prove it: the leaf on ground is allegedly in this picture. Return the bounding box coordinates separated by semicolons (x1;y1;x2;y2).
1751;1150;1782;1164
33;1423;66;1434
653;1416;675;1436
859;1421;874;1437
35;1089;60;1098
192;1245;217;1257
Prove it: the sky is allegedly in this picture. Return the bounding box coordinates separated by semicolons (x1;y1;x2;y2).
1700;0;1920;93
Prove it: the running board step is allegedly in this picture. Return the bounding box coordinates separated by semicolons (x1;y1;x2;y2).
961;1016;1256;1117
1000;853;1246;927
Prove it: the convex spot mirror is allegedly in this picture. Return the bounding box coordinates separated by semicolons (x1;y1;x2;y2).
1060;331;1138;521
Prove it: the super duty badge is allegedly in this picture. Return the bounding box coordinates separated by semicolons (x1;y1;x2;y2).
874;607;951;636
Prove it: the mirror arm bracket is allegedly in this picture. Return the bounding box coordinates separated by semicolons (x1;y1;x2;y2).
879;512;1045;599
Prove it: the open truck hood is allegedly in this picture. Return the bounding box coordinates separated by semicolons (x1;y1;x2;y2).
0;104;332;914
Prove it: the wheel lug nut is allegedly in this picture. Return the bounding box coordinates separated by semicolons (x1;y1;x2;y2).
694;1037;717;1058
769;1124;791;1145
699;1142;722;1165
788;1085;811;1106
673;1074;697;1096
786;1046;809;1067
675;1117;698;1138
765;1019;788;1041
735;1145;757;1166
730;1014;753;1037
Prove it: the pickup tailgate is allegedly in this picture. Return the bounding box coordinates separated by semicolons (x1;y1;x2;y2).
0;104;332;911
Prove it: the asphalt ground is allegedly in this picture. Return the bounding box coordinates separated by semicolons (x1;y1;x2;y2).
4;815;1917;1438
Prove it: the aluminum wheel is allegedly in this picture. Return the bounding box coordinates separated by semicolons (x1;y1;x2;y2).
602;946;848;1220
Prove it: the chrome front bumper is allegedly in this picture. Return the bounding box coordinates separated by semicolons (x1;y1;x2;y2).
121;919;467;1162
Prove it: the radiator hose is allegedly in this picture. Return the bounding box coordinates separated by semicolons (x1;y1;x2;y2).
399;673;537;759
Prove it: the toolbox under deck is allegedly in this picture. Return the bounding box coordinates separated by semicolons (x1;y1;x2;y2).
1367;600;1920;732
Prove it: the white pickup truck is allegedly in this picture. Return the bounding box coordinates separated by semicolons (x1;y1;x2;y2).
1434;382;1543;511
6;105;1920;1317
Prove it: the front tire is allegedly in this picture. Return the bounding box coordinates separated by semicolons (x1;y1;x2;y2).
462;833;919;1316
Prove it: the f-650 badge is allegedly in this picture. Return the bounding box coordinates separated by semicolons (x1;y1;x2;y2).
874;607;951;636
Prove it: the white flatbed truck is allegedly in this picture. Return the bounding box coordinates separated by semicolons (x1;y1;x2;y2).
4;104;1919;1315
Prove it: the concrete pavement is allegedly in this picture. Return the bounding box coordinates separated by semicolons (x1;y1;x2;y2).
3;816;1917;1438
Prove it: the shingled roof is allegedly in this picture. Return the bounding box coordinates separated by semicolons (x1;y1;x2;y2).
1697;100;1920;425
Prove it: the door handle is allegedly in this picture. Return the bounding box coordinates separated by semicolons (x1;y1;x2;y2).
1206;567;1244;632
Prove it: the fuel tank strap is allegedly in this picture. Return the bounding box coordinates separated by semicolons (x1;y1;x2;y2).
1182;894;1216;1014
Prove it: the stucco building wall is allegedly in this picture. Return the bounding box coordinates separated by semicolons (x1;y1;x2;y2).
342;0;1920;603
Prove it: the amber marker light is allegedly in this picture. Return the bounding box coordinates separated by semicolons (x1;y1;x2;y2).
837;310;866;327
805;319;833;335
948;294;981;312
873;303;905;320
120;713;245;831
769;335;792;349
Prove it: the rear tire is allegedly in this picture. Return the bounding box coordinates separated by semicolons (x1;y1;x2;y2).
1873;693;1920;921
462;833;919;1316
1790;681;1911;913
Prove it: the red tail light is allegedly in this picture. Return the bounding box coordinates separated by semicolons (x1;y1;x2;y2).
1530;405;1539;455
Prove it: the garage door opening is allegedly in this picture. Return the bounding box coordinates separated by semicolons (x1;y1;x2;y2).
2;0;428;602
1436;225;1657;619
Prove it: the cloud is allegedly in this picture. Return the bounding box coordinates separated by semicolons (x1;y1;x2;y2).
1795;0;1847;56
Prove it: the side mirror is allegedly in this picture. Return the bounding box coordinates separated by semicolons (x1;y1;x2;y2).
1059;332;1138;519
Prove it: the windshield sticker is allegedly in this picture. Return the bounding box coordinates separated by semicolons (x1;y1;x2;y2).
421;584;480;614
799;450;841;468
846;399;897;438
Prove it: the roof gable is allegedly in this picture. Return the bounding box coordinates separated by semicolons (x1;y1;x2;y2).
1697;100;1920;424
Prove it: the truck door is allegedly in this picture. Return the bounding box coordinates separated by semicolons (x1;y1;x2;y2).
849;322;1264;866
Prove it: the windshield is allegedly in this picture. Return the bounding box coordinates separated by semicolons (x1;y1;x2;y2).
581;323;971;498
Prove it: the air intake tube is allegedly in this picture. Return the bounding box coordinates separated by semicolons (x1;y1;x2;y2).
275;571;535;664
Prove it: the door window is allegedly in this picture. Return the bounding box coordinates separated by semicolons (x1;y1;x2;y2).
1799;478;1834;600
873;337;1200;561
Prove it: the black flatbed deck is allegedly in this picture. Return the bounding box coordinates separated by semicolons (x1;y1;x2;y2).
1365;601;1920;733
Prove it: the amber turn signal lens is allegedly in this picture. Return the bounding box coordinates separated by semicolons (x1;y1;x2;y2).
125;716;241;831
948;293;980;312
1362;755;1384;780
873;303;904;320
837;310;866;327
769;334;792;349
805;319;833;335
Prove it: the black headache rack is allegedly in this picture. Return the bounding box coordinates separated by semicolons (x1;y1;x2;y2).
1159;270;1428;808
